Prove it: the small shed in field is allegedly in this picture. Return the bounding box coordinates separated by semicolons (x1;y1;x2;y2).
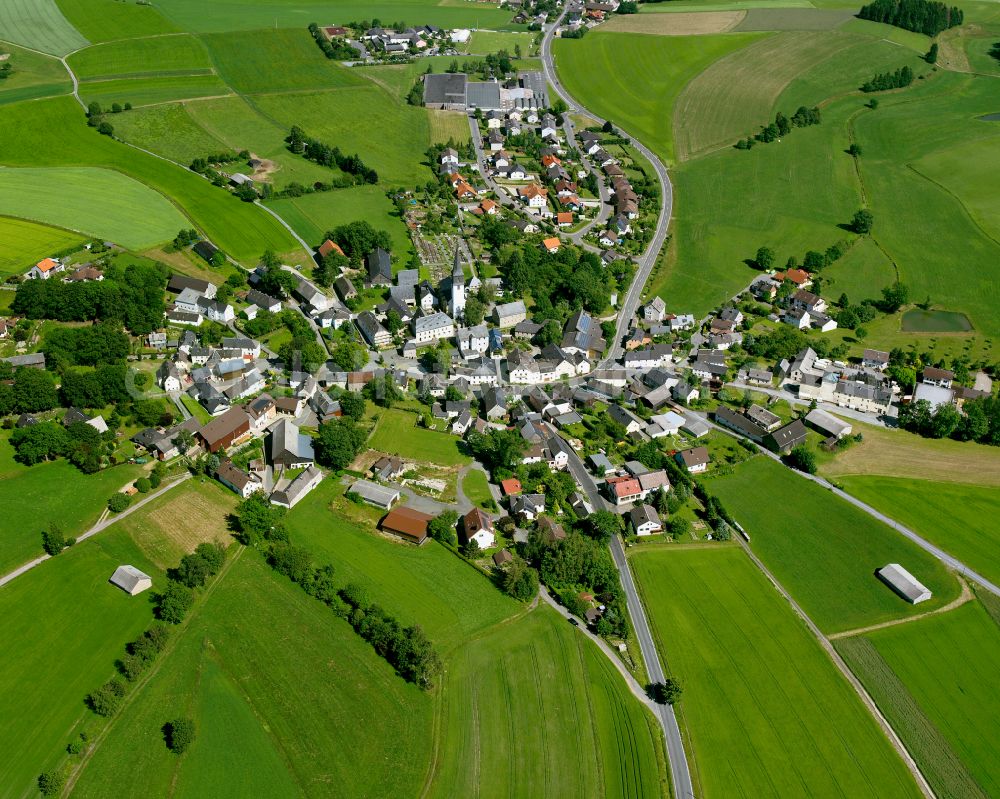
109;565;152;596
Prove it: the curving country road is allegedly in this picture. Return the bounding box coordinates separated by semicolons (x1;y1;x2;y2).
541;13;674;366
541;14;695;799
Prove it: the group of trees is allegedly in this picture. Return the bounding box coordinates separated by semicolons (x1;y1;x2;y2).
754;240;848;275
734;106;821;149
0;55;13;80
990;41;1000;62
315;416;367;470
307;22;359;60
43;324;129;367
285;126;378;185
446;50;516;78
267;542;442;688
85;100;130;137
12;259;168;334
0;363;58;415
171;542;227;589
900;394;1000;444
323;220;393;265
466;428;528;477
858;0;962;36
41;523;74;556
86;623;171;719
234;491;288;547
10;420;106;472
861;65;914;92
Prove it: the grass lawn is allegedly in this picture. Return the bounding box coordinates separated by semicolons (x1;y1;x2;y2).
0;215;84;277
709;457;960;633
368;407;470;467
631;547;921;799
466;30;536;55
844;600;1000;798
70;551;433;798
0;440;143;574
267;185;415;255
180;392;213;424
838;476;1000;588
821;421;1000;486
0;0;88;56
0;526;160;797
55;0;179;42
67;34;213;80
428;108;472;145
284;480;512;650
428;603;667;798
0;41;72;106
461;468;493;508
0;97;299;263
0;166;187;250
553;31;764;165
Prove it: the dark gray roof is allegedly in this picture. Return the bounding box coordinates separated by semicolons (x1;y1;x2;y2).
423;72;467;106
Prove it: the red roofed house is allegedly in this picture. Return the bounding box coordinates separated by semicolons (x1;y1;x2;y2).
519;183;548;209
323;26;348;38
455;181;477;200
479;199;498;216
380;506;434;545
500;478;522;496
774;268;812;287
28;258;64;280
541;154;561;168
318;239;345;259
604;475;643;506
556;212;573;227
542;237;561;253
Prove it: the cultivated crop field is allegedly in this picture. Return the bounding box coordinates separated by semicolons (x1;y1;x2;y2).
0;0;88;55
709;457;960;633
599;10;746;35
429;605;667;798
838;476;1000;587
285;481;510;649
856;601;1000;796
0;526;159;797
0;166;187;249
632;547;921;799
70;552;434;798
554;31;765;165
0;216;84;276
367;407;470;467
0;97;299;262
76;73;232;108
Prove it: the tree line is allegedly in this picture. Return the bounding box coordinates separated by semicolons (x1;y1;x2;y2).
900;393;1000;444
857;0;962;36
285;126;378;185
861;65;914;92
734;106;821;150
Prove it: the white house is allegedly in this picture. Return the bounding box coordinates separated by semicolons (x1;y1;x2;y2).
463;508;496;549
629;504;662;536
412;312;455;344
27;258;64;280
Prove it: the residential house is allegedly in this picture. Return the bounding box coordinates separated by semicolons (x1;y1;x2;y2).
494;300;527;328
413;311;454;344
270;466;323;509
510;493;545;521
675;446;709;473
862;349;890;371
630;504;662;536
216;460;263;499
356;311;393;349
765;419;808;454
605;475;643;506
366;247;393;285
27;258;64;280
921;367;954;388
463;508;495;549
714;406;768;442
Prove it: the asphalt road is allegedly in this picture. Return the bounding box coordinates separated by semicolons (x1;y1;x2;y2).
543;16;694;798
564;446;695;798
541;13;674;367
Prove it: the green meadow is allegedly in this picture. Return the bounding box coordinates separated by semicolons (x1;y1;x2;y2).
838;476;1000;588
632;547;921;799
77;74;233;108
67;34;213;80
0;41;72;106
709;457;960;633
0;97;300;262
367;407;470;468
109;103;232;164
856;601;1000;797
267;185;415;255
70;552;434;798
0;438;142;575
0;526;159;797
428;604;667;799
461;468;493;508
55;0;180;42
0;216;84;276
0;166;187;249
553;31;764;165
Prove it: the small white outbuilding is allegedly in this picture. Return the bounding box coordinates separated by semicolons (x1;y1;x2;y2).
109;565;152;596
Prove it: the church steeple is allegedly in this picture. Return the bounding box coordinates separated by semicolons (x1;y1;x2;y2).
451;245;466;319
452;246;464;284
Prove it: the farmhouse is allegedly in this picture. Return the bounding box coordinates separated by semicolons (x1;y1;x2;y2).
269;418;314;469
877;563;932;604
271;466;323;509
27;258;64;280
380;506;435;544
198;407;251;453
109;565;152;596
